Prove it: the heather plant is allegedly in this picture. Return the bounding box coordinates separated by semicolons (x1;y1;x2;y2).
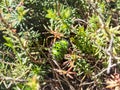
0;0;120;90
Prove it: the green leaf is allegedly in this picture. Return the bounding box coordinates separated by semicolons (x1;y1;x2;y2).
17;6;24;14
46;9;57;19
64;8;71;18
3;36;13;48
106;16;112;27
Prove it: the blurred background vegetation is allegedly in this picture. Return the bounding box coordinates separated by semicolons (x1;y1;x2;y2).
0;0;120;90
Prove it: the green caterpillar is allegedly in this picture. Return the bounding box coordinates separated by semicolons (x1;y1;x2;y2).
52;40;68;60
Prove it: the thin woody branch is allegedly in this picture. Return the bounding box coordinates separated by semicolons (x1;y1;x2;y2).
94;61;120;78
106;34;114;74
0;76;28;82
90;3;114;74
